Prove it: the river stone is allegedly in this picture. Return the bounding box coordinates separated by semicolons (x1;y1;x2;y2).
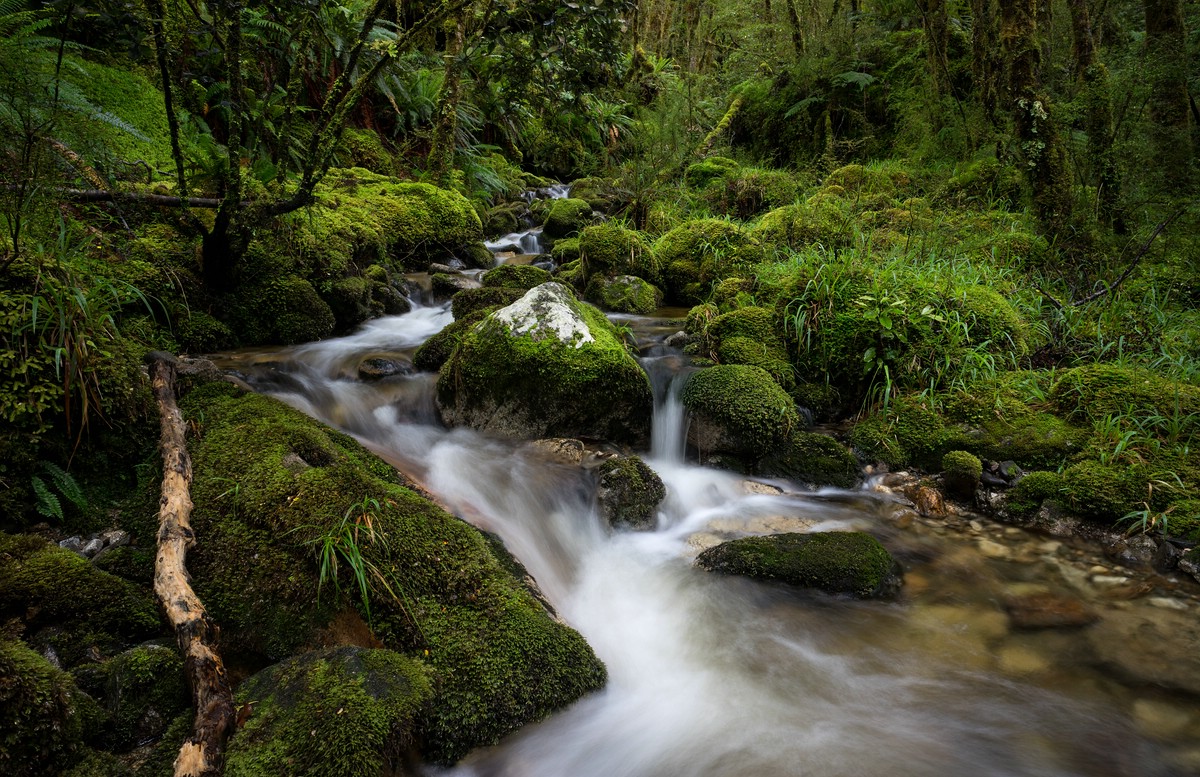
1003;591;1098;629
436;283;652;444
526;438;586;466
696;531;903;599
595;455;666;530
358;357;412;380
1086;605;1200;695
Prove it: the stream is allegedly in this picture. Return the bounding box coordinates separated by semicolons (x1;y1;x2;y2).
213;292;1200;776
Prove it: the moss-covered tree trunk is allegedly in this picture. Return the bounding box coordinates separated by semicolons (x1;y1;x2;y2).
1143;0;1194;192
429;14;466;190
920;0;951;96
970;0;1000;128
784;0;805;57
1001;0;1073;235
1068;0;1124;231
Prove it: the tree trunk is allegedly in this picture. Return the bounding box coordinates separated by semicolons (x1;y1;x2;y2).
1144;0;1193;191
147;353;235;777
1068;0;1124;231
920;0;951;97
1001;0;1073;235
429;13;466;189
784;0;805;56
970;0;1000;127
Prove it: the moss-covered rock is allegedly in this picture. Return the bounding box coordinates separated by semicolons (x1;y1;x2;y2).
1007;470;1065;516
939;158;1023;210
654;220;765;305
96;644;189;749
595;455;666;530
584;274;662;315
705;307;794;392
226;275;336;346
848;396;958;469
751;196;852;250
682;365;799;458
414;306;500;373
550;238;581;265
542;198;594;239
578;223;658;284
757;431;860;489
0;534;162;667
702;167;801;220
225;647;431;777
696;531;902;599
480;264;552;290
437;283;652;444
1049;364;1200;431
176;311;237;353
683;156;741;187
941;450;982;499
568;177;623;213
1059;460;1147;522
178;383;607;762
0;638;103;776
450;287;527;320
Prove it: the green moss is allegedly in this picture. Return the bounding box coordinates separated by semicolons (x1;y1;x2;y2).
550;238;581;265
683;157;741;187
951;286;1028;353
483;202;524;235
654;220;765;305
567;177;622;212
578;223;658;283
751;197;852;250
177;384;607;760
1049;364;1200;430
702;167;801;219
849;396;958;468
554;258;586;291
335;129;396;175
101;645;189;749
414;308;495;372
790;383;843;423
0;637;100;776
715;336;794;392
941;450;982;498
584;275;662;314
757;431;860;489
437;284;653;444
450;287;526;320
682;365;799;456
595;456;666;529
940;158;1023;210
225;647;431;777
1007;470;1064;516
542;198;594;239
696;531;902;599
176;311;236;353
92;545;155;586
0;534;162;667
480;264;552;290
1059;460;1147;522
321;276;374;332
61;750;131;777
227;275;336;346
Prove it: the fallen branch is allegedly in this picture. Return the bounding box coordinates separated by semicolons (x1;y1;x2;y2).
147;352;235;777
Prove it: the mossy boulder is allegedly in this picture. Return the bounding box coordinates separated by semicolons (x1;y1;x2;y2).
437;283;652;444
225;647;431;777
757;431;860;489
95;644;189;749
550;237;581;265
1059;460;1147;522
414;306;501;373
1049;364;1200;431
683;156;741;187
0;638;103;777
0;534;162;667
578;223;658;284
682;365;799;458
542;198;595;239
595;455;667;530
227;274;336;346
942;450;982;499
554;258;586;291
584;274;662;315
568;177;623;212
450;287;527;320
176;383;607;762
702;166;801;220
705;307;794;392
1007;470;1065;516
696;531;902;599
654;220;765;305
939;158;1023;209
480;264;552;290
752;197;852;250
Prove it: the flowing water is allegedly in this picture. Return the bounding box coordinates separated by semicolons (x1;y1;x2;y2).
214;302;1200;777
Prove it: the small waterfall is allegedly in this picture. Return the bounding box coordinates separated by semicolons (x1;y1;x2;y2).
644;357;691;464
485;228;545;257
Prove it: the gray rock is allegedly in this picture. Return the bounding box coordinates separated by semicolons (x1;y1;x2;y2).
82;538;105;557
1104;534;1159;570
100;529;131;549
358;358;412;380
59;536;85;554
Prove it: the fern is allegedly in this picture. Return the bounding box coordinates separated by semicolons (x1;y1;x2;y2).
39;461;86;511
31;475;63;520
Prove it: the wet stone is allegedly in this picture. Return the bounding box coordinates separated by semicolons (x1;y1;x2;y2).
358;358;412;380
1004;591;1097;629
526;438;586;466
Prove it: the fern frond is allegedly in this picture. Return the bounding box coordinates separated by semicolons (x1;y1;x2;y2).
39;461;87;511
31;475;64;520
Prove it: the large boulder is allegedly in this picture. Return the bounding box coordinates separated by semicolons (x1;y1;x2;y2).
584;274;662;315
682;364;798;458
595;455;666;530
696;531;903;599
437;283;653;444
654;219;764;305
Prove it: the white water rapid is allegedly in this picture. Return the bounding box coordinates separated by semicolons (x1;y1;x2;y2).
214;303;1189;777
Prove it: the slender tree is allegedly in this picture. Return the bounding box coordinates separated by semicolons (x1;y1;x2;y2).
1067;0;1123;230
1143;0;1194;191
970;0;1000;128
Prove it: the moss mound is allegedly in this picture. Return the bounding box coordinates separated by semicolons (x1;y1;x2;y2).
696;531;902;599
480;264;552;290
225;647;431;777
595;455;667;530
684;156;741;187
437;283;652;444
227;274;336;346
682;365;799;457
578;223;658;283
757;431;860;489
942;450;982;499
542;198;594;239
654;219;765;305
0;534;162;667
584;274;662;314
178;383;606;762
1049;364;1200;430
0;638;101;777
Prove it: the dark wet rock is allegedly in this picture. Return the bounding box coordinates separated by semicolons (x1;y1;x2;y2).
430;272;478;300
595;455;666;530
664;331;691;349
1003;591;1098;629
941;451;981;500
1087;606;1200;695
1104;534;1159;570
696;531;903;599
526;439;586;466
1154;540;1182;572
357;357;412;381
1178;548;1200;584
